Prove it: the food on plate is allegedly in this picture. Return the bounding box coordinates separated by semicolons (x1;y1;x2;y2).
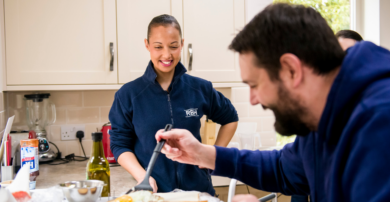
110;195;133;202
128;191;164;202
1;180;13;184
110;191;164;202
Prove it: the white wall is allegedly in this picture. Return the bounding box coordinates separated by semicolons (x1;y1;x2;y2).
245;0;273;22
356;0;390;49
380;0;390;49
363;0;380;45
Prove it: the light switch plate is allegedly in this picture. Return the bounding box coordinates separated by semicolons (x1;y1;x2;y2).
61;125;85;140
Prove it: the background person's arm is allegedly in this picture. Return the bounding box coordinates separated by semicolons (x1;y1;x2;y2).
117;152;157;192
206;82;239;147
214;121;238;147
109;92;157;192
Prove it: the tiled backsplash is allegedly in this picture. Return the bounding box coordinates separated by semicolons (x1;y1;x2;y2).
229;87;276;147
6;90;115;158
3;87;276;157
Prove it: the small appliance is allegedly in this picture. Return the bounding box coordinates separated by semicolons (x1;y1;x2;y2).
101;122;116;163
24;93;57;162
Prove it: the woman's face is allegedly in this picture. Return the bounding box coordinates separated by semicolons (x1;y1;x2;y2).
145;25;184;74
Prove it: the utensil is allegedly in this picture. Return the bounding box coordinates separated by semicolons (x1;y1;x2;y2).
6;135;11;166
0;116;15;166
59;180;104;202
125;124;173;194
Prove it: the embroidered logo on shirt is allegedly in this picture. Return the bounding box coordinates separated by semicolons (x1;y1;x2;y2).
184;108;199;117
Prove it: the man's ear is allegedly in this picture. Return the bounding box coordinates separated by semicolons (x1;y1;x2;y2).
144;38;150;52
279;53;303;88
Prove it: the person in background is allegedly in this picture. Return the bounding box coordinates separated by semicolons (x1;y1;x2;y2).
336;29;363;51
109;14;238;195
155;3;390;202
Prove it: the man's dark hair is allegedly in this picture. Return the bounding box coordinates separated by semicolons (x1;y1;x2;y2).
335;30;363;41
229;3;345;81
147;14;182;41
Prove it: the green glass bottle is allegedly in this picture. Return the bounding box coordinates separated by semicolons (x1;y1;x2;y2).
86;132;111;197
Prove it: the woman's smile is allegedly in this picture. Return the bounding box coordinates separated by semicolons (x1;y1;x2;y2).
160;60;173;67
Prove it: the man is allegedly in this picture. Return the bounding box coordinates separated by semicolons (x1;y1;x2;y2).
336;30;363;51
156;3;390;202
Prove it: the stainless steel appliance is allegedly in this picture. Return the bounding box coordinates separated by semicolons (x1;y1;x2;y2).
24;93;57;162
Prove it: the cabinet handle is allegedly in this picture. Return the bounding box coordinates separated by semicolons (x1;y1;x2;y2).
188;43;193;71
110;42;114;71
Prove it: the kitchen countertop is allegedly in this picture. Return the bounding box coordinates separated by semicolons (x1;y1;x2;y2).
36;146;283;194
37;160;137;196
36;160;236;195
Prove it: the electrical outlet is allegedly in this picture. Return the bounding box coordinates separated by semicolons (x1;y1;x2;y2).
61;125;85;140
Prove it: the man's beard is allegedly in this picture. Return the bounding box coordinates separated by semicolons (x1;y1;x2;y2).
267;84;312;137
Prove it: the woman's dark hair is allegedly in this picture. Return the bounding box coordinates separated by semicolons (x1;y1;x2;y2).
335;30;363;41
229;3;345;81
147;14;182;41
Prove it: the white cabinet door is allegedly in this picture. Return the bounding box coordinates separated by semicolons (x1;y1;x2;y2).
5;0;117;85
182;0;245;82
117;0;173;84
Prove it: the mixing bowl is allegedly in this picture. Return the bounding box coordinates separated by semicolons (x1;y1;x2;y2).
59;180;104;202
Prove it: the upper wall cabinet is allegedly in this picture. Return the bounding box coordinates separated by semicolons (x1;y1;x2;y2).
117;0;173;84
182;0;245;82
117;0;245;84
3;0;246;89
5;0;117;85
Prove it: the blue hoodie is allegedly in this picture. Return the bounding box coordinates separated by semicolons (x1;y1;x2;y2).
212;42;390;202
109;61;238;195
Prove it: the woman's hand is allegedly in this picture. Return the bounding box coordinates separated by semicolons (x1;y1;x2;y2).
232;194;259;202
137;176;158;193
155;129;216;170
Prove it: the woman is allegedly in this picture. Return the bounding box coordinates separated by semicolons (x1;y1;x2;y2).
109;14;238;196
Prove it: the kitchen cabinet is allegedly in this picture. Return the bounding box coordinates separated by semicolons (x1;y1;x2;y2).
118;0;245;84
2;0;246;89
4;0;117;85
117;0;173;83
182;0;245;82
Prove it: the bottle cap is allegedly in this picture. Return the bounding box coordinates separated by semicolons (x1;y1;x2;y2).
92;132;103;142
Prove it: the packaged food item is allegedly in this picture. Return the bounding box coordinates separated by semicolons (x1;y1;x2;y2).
20;139;39;190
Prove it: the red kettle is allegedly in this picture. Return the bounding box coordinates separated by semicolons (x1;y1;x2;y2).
101;122;117;164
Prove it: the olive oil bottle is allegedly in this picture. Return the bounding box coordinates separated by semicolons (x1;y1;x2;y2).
86;132;111;197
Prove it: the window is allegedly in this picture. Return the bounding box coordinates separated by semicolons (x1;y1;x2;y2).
273;0;350;33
